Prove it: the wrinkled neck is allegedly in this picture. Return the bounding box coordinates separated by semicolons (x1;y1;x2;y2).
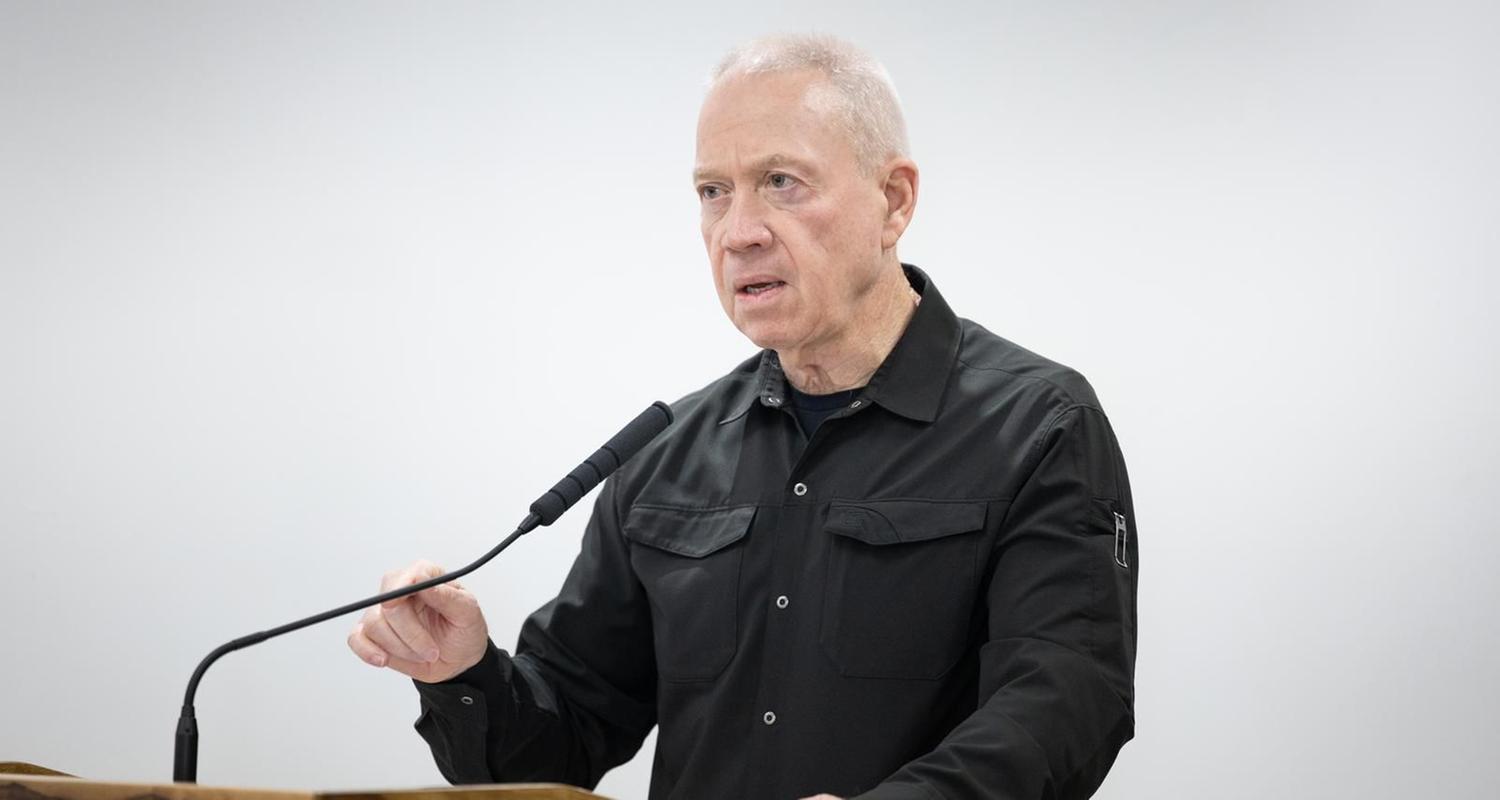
777;270;920;394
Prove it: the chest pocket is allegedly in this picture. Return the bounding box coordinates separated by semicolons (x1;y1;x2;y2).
821;499;988;680
624;504;756;682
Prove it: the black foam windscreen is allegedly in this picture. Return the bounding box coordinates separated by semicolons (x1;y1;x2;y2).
528;401;674;525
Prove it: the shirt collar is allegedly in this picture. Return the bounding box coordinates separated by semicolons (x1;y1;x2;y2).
718;263;962;425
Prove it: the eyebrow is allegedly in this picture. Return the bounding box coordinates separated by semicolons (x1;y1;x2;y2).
692;154;820;185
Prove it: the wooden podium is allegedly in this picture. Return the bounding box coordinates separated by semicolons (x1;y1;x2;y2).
0;765;608;800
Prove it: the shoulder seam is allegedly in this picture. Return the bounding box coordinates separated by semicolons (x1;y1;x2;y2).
954;355;1084;406
1024;403;1107;471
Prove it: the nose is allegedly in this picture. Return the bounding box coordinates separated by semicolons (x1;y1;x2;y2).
721;192;773;253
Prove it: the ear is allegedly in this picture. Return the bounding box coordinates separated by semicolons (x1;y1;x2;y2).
879;158;919;251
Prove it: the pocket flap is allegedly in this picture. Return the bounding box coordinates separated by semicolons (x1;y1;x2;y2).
623;504;756;557
826;499;987;546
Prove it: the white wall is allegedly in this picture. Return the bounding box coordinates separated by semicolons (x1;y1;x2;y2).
2;2;1496;798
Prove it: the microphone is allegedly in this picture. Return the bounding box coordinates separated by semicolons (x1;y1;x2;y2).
172;401;674;783
529;401;674;525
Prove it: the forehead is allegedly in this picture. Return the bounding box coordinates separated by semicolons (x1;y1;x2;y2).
695;70;857;174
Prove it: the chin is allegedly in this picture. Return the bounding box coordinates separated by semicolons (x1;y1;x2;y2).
736;320;802;353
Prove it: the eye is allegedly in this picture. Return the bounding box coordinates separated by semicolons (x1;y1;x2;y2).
767;173;797;190
698;184;724;201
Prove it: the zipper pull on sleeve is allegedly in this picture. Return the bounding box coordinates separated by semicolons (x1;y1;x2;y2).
1113;510;1130;568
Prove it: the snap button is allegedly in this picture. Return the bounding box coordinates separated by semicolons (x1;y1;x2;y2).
460;696;475;706
763;711;776;725
775;595;789;609
793;482;808;496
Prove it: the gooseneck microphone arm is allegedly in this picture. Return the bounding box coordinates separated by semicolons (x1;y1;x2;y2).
172;521;535;783
173;401;674;783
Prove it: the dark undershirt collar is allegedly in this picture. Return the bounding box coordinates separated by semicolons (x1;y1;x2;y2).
785;384;860;438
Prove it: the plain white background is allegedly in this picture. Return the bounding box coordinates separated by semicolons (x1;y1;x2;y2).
2;2;1496;798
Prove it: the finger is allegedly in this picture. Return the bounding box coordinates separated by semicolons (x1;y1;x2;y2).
382;594;441;663
360;606;431;663
379;562;447;659
380;560;444;593
384;652;439;681
414;582;483;630
347;621;389;668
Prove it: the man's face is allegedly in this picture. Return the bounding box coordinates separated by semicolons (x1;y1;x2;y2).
694;70;891;354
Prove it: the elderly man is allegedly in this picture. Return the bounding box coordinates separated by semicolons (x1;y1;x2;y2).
348;34;1137;800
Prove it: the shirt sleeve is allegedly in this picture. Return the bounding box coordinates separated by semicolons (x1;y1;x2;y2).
411;476;659;788
855;404;1138;800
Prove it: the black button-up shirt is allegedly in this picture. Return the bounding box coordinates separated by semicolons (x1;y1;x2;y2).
413;265;1138;799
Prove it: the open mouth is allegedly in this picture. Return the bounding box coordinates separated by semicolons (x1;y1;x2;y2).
740;280;787;296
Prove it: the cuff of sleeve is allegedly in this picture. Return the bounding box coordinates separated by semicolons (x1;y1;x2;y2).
413;638;510;716
411;639;509;784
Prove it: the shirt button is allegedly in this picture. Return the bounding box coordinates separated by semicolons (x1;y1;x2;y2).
775;595;789;609
766;396;782;406
763;711;777;725
793;482;808;496
460;695;475;706
850;399;863;409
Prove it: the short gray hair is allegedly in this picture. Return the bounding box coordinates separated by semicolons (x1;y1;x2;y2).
710;34;910;174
